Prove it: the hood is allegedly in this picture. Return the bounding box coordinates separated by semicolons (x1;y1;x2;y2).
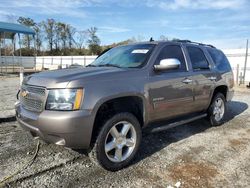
23;67;126;88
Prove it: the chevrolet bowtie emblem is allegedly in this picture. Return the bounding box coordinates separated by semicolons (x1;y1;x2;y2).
21;90;29;98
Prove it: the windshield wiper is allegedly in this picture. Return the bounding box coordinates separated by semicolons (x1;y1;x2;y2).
86;64;98;67
98;64;121;68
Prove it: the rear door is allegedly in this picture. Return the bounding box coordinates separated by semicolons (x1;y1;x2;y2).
147;44;196;122
184;45;216;111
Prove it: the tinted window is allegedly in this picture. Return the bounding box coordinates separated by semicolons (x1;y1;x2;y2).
207;48;231;72
187;46;209;71
156;45;186;71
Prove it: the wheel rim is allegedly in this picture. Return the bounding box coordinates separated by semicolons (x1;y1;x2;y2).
104;121;137;163
213;98;225;122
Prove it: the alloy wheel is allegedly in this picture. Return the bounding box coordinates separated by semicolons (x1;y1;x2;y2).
104;121;137;163
213;98;225;122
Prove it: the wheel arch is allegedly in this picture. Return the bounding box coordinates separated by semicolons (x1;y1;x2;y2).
208;85;228;109
212;85;228;99
90;93;147;144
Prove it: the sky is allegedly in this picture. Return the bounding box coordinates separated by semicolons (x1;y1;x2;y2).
0;0;249;49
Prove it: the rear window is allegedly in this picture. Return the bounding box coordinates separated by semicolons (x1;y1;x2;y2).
186;46;210;71
207;48;231;72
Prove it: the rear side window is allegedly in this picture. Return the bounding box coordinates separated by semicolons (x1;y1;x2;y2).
207;48;231;72
187;46;210;71
156;45;187;71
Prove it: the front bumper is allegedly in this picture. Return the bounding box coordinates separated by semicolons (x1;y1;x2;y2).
15;103;95;149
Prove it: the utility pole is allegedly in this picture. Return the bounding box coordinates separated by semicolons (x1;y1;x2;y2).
243;39;248;85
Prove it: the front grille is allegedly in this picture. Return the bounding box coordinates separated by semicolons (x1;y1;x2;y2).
20;85;46;112
23;86;46;96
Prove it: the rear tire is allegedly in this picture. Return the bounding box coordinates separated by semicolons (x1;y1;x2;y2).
207;93;227;126
88;112;141;171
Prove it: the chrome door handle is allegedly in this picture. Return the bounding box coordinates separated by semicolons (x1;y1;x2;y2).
208;76;216;81
182;78;193;84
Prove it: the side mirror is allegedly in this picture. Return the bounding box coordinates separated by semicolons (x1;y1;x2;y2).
154;58;181;71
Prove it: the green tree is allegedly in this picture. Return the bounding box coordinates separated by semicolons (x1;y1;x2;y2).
87;27;101;55
42;19;56;53
33;22;43;51
17;17;36;48
54;22;67;51
66;24;76;49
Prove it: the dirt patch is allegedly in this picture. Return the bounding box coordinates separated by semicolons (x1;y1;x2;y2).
229;139;245;147
228;138;248;151
246;129;250;134
168;162;219;188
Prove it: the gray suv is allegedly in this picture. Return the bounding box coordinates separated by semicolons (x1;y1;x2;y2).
15;40;234;171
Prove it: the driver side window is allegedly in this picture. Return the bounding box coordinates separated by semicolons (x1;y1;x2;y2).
156;45;187;71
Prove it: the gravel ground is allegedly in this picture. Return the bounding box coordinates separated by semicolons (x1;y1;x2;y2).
0;75;20;119
0;77;250;188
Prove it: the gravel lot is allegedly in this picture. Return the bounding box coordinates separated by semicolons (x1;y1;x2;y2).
0;76;250;188
0;75;19;119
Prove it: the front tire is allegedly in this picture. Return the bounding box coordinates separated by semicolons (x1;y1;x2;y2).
88;112;142;171
208;93;227;126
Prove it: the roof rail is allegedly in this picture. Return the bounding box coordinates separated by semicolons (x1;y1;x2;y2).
172;39;215;48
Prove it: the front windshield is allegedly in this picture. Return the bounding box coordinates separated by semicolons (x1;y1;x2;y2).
90;44;155;68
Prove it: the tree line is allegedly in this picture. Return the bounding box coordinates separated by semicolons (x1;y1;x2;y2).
13;17;105;56
4;17;171;56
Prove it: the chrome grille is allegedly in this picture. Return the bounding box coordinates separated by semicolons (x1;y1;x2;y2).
20;85;46;112
23;86;46;96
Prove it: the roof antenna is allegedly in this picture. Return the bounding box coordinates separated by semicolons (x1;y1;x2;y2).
149;37;154;42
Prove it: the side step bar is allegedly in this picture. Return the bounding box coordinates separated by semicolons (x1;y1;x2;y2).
150;113;207;133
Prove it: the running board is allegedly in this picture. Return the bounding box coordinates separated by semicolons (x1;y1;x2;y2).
150;113;207;133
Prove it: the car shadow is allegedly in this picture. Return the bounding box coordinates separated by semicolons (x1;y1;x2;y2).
224;101;248;121
132;101;248;165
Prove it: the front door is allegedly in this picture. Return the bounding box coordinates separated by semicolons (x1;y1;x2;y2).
147;44;195;122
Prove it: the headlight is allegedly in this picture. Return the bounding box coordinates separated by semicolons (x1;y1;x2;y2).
46;89;83;111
